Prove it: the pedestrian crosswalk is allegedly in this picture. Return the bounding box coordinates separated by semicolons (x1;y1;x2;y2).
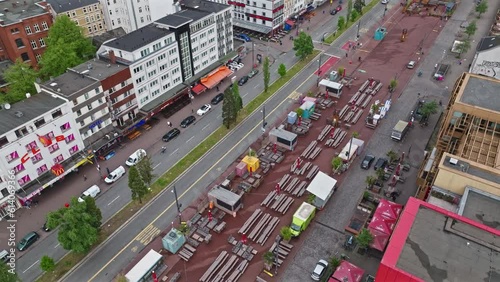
288;91;302;100
136;225;161;245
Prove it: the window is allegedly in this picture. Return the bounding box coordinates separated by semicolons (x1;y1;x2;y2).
26;141;38;152
95;87;101;94
53;154;64;164
98;98;103;104
69;145;79;154
31;153;43;164
140;17;144;23
148;70;156;78
87;104;93;111
10;28;20;34
76;109;82;116
80;121;85;127
30;40;37;49
52;109;62;118
140;48;150;57
65;134;75;143
15;38;24;48
18;175;31;186
15;127;28;138
135;76;145;84
133;66;143;73
139;7;142;12
33;24;40;32
149;80;158;87
48;143;60;153
83;7;87;13
37;165;48;175
5;151;20;163
157;53;166;61
60;122;71;132
34;118;45;128
42;21;49;30
121;81;127;87
25;26;32;34
39;38;46;47
1;188;8;197
46;131;55;139
35;53;42;62
21;53;29;61
84;93;90;99
146;59;155;67
13;163;25;175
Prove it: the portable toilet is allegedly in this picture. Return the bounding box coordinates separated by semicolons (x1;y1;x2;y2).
162;228;186;254
300;101;315;118
374;27;387;41
287;111;298;124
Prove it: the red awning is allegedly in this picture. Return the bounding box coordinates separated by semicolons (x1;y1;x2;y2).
369;227;390;252
285;19;295;27
201;66;233;89
376;199;403;220
332;261;365;282
368;212;397;235
191;83;207;95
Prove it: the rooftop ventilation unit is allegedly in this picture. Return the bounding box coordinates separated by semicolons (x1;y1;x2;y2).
449;158;458;165
14;111;23;118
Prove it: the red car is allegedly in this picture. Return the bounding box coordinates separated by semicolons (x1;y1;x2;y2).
330;5;342;15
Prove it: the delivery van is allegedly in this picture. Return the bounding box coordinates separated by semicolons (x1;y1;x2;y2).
125;149;146;166
78;185;101;202
104;166;126;184
290;202;316;237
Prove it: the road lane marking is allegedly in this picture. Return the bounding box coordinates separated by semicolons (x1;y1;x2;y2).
187;136;194;143
135;225;161;245
87;53;322;282
254;84;260;89
107;196;120;206
153;163;161;170
169;148;179;156
23;260;39;273
54;243;60;248
242;92;248;98
202;124;210;131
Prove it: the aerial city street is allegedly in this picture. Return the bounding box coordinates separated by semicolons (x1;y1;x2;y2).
0;0;499;281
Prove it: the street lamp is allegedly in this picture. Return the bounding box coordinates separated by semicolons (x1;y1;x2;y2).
261;105;267;132
274;236;282;275
92;150;102;177
172;185;182;225
383;6;388;17
317;55;322;86
356;20;361;40
252;42;255;69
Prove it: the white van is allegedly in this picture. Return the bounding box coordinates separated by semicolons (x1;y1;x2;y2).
125;149;146;167
104;166;126;184
78;185;101;202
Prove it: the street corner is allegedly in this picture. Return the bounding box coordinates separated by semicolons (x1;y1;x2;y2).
315;55;341;75
341;40;357;51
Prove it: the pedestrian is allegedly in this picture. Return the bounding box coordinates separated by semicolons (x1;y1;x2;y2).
216;85;219;91
84;174;87;181
358;56;361;62
439;100;442;106
345;53;348;57
191;108;194;113
106;167;111;175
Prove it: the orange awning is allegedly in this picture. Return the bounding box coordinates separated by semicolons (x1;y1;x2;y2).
192;83;207;95
201;66;233;89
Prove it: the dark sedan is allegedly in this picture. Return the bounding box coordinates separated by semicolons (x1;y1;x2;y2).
211;93;224;105
361;154;375;169
162;128;180;142
238;76;249;86
180;115;196;128
374;157;388;170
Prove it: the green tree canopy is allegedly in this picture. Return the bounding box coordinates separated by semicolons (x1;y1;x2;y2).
354;0;365;14
420;100;438;119
39;15;95;79
128;166;149;203
337;16;346;30
263;57;270;92
346;0;353;22
464;21;477;39
222;87;237;128
0;262;19;282
84;196;102;229
40;255;55;272
278;63;286;77
475;1;487;18
2;59;38;104
356;228;374;249
456;39;471;56
293;32;314;60
351;9;359;22
136;156;156;187
232;82;243;112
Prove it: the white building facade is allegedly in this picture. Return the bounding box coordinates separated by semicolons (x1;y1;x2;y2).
284;0;305;19
218;0;284;34
0;93;84;217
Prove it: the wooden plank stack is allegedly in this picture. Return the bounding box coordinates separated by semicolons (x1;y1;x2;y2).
351;109;364;124
308;147;322;160
199;251;228;282
226;260;249;282
339;104;350;119
291;180;309;197
306;165;319;180
301;141;318;159
238;209;262;234
317;125;333;142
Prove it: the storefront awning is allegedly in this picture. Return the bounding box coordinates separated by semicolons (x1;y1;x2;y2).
285;20;295;27
192;83;207;95
201;66;233;89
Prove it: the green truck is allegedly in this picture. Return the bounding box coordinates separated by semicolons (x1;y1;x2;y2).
290;202;316;237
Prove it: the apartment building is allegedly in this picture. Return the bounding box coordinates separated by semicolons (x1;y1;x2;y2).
0;0;52;67
97;6;233;116
221;0;284;35
99;0;176;33
284;0;305;20
45;0;107;37
416;73;500;200
0;92;84;218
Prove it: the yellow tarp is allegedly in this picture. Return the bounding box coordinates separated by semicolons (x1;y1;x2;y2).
242;156;260;173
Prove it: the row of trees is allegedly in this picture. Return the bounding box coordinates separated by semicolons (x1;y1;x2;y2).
2;16;95;104
222;82;244;129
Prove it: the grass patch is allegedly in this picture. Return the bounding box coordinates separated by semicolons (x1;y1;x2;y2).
36;50;319;282
324;0;379;44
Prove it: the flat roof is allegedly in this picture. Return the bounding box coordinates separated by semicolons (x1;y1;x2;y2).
0;91;66;136
459;75;500;112
384;198;500;282
70;59;128;80
459;187;500;230
46;0;99;13
104;24;172;52
233;18;272;34
40;70;100;98
442;155;499;184
0;0;49;26
269;127;297;140
180;0;230;13
476;36;500;52
306;171;337;201
156;13;193;29
125;249;162;282
208;186;241;205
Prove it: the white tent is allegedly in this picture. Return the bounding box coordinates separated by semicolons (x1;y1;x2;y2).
306;171;337;209
339;144;359;161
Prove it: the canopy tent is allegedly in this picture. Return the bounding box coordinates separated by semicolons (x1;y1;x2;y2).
319;79;343;98
331;261;365;282
368;227;390;252
376;199;403;220
208;186;243;215
201;66;233;89
368;212;397;235
339;144;359;162
191;83;207;95
306;171;337;209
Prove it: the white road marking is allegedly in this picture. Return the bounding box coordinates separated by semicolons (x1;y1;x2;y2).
169;148;179;156
153;163;161;169
254;84;260;89
202;124;210;131
23;260;39;273
242;92;248;98
187;136;194;143
54;243;60;248
107;196;120;206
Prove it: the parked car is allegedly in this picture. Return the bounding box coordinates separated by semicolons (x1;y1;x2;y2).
374;157;388;170
311;259;329;281
163;128;180;142
238;34;251;42
381;0;389;4
17;231;39;251
197;104;212;116
126;149;147;166
104;166;126;184
211;93;224;105
407;60;416;69
361;154;375;169
238;76;249;86
78;185;101;202
330;9;338;15
248;69;259;78
180;115;196;128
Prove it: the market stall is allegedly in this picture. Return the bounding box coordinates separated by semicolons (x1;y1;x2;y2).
306;171;337;209
208;186;243;215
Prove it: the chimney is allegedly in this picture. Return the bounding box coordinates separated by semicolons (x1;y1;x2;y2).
108;50;116;64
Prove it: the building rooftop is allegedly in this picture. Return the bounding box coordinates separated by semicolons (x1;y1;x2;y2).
40;69;99;98
46;0;99;13
476;36;500;52
92;27;127;49
386;198;500;282
0;91;66;136
459;187;500;230
70;59;127;81
103;24;172;52
442;155;499;184
0;0;49;26
459;75;500;112
155;9;211;29
180;0;230;13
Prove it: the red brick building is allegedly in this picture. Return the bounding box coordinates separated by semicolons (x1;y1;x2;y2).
0;1;52;67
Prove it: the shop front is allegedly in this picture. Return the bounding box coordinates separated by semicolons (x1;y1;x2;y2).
141;84;190;120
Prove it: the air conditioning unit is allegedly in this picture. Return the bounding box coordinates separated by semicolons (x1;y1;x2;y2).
449;158;458;165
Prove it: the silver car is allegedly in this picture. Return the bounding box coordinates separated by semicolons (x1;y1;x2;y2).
311;259;329;281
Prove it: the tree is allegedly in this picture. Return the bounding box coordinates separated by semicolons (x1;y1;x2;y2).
84;196;102;229
456;39;471;56
293;32;314;60
386;150;399;163
128;166;149;204
337;16;346;30
0;263;19;282
280;226;293;242
475;1;487;18
351;9;359;22
39;15;95;79
365;175;376;188
40;255;55;272
346;0;353;23
389;79;398;92
2;59;38;104
232;82;243;112
278;63;287;78
331;156;343;171
136;156;156;187
464;21;477;39
420;100;438;120
222;87;237;128
356;228;374;250
354;0;365;14
263;251;275;270
263;57;270;92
